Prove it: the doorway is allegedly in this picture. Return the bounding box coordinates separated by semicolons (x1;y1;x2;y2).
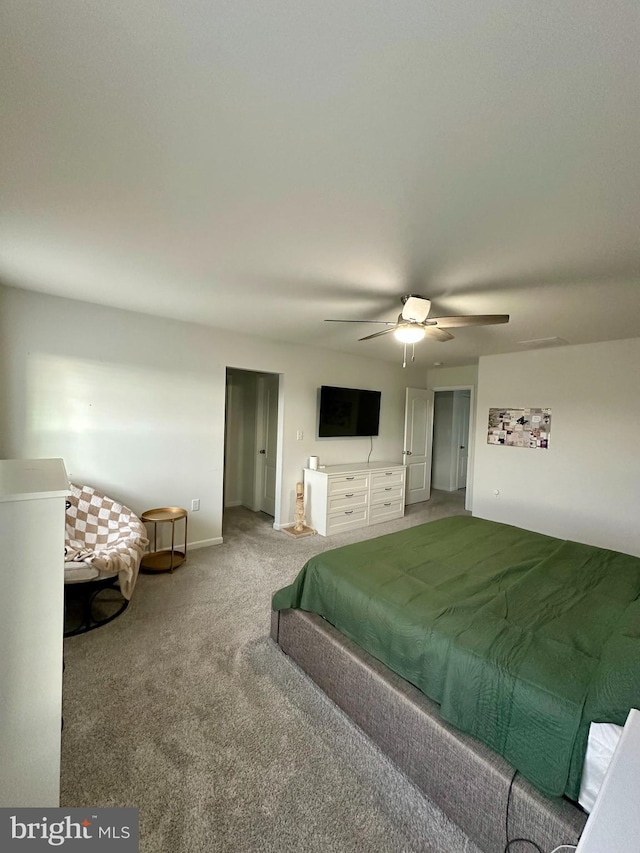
224;368;280;522
430;386;474;509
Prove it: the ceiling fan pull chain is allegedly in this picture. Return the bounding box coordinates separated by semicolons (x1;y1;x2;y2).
402;343;407;368
411;343;416;362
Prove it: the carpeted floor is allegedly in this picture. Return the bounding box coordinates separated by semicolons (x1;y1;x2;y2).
61;490;482;853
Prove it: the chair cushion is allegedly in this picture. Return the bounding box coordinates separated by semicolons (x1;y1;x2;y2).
64;561;116;584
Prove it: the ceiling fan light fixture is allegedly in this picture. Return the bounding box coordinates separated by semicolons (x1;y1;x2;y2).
393;324;426;344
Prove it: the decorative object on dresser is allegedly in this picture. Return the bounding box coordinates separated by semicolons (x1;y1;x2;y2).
303;461;406;536
282;481;316;538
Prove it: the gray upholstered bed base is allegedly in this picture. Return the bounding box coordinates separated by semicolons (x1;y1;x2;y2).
271;608;587;853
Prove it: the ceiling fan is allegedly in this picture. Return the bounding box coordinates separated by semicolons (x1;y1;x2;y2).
325;294;509;365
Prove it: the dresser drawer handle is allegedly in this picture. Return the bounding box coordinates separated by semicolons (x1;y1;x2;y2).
384;487;392;491
345;493;354;498
345;476;355;480
384;502;391;507
345;510;353;515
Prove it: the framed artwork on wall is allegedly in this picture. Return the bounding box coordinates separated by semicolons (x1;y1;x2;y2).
487;407;551;448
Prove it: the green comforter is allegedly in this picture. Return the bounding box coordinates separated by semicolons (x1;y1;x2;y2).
272;516;640;799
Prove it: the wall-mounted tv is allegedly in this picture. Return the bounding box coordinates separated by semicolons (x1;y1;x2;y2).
318;385;381;438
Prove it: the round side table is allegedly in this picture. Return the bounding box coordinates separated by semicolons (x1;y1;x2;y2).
140;507;188;573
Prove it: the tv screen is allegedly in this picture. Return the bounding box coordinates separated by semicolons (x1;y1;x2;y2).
318;386;381;438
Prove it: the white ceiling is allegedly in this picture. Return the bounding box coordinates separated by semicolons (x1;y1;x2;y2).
1;1;639;367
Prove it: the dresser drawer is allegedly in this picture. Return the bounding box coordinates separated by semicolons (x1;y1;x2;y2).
369;499;404;523
371;484;404;505
371;469;405;490
326;507;368;534
327;474;369;495
328;491;368;512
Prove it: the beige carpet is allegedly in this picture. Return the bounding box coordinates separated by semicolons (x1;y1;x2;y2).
61;490;482;853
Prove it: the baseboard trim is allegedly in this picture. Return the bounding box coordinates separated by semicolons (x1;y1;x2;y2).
188;537;223;550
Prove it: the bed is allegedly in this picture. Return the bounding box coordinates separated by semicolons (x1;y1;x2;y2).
271;515;640;852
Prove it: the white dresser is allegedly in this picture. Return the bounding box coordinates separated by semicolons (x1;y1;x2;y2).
303;461;406;536
0;458;70;807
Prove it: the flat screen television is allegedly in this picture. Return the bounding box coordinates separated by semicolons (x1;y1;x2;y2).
318;385;381;438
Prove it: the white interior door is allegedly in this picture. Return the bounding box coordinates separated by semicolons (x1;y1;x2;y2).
256;374;278;516
403;387;434;504
454;391;471;489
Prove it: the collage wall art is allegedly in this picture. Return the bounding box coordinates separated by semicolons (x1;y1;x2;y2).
487;407;551;449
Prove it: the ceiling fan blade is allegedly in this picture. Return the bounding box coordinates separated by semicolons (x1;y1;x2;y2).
358;328;397;342
428;314;509;329
424;327;454;342
324;319;397;325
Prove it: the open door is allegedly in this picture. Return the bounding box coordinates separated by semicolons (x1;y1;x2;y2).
455;391;471;490
255;373;278;516
403;387;434;505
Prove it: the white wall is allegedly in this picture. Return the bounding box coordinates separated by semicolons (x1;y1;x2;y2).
0;285;410;544
472;338;640;557
427;364;478;390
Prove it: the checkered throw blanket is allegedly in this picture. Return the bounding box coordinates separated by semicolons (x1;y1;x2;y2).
65;484;148;599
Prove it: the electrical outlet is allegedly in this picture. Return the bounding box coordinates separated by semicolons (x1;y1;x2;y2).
296;430;303;440
191;498;200;512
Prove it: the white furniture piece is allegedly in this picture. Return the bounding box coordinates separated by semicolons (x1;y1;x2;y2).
0;458;70;807
574;707;640;853
303;461;406;536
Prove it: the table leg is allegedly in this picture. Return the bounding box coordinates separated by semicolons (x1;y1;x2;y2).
170;519;175;572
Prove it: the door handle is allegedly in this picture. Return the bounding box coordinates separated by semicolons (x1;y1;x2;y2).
259;449;266;454
402;450;412;456
460;446;465;450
